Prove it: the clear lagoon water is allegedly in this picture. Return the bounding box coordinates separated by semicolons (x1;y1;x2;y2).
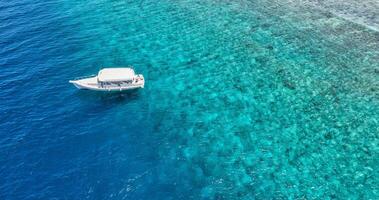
0;0;378;199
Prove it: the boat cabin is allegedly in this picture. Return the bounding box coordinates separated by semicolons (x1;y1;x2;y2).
97;68;142;88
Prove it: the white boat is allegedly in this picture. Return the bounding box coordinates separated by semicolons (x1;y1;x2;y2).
69;68;145;91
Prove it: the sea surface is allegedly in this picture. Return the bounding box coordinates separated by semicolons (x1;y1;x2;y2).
1;0;378;199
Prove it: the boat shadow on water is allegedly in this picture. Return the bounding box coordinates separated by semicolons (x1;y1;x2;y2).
75;89;142;106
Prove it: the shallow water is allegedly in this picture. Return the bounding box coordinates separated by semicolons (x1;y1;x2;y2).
0;0;378;199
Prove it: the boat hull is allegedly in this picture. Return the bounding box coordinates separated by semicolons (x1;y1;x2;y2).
69;77;144;91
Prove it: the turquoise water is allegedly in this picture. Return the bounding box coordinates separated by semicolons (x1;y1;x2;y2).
1;0;378;199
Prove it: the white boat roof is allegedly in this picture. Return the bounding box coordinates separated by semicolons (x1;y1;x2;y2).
97;68;135;82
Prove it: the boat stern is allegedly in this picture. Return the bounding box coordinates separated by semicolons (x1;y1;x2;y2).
136;74;145;88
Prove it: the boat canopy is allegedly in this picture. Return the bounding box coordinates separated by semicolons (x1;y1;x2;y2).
97;68;136;82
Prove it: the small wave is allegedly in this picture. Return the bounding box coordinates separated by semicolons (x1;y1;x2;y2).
303;0;379;32
329;11;379;32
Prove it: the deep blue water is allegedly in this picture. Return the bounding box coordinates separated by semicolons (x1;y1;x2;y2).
1;0;378;199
